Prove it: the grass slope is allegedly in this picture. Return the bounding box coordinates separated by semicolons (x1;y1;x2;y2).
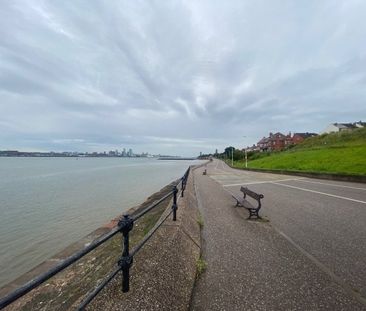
234;128;366;175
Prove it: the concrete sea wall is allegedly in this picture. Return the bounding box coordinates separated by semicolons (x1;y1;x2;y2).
88;165;202;310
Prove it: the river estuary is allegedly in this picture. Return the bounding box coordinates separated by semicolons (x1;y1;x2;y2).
0;157;202;287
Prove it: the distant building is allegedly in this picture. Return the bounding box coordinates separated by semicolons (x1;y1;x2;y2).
292;132;318;144
257;132;291;152
0;150;19;156
257;136;270;152
321;121;365;134
244;144;260;152
256;131;317;152
269;132;292;151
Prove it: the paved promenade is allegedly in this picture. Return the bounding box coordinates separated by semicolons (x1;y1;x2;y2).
190;160;366;310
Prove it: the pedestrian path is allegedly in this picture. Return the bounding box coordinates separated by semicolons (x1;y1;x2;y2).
190;162;365;311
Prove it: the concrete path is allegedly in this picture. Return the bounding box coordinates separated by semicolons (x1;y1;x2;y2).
190;160;366;310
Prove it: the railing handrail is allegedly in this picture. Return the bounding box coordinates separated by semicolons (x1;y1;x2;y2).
0;167;190;310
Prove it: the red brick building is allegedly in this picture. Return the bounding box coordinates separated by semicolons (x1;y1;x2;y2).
292;132;318;144
257;132;317;152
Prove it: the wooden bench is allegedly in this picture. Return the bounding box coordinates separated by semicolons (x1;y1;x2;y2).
232;186;264;219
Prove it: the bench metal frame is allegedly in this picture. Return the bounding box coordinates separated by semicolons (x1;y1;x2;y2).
232;186;264;219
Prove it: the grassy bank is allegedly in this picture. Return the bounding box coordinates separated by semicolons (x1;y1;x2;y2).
234;128;366;175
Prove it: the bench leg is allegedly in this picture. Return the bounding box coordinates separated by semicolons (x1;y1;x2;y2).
247;209;261;220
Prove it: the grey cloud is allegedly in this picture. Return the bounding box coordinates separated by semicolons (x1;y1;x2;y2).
1;0;366;155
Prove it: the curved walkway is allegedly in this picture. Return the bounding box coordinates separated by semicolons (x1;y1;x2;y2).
190;160;366;311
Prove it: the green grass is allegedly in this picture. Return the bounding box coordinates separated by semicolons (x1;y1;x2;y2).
295;127;366;149
234;128;366;175
197;214;204;229
196;257;207;277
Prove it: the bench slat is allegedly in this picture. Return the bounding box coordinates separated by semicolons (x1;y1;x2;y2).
240;186;264;200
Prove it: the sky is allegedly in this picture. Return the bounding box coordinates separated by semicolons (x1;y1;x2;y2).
0;0;365;156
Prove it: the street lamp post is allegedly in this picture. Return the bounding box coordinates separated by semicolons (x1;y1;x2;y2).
243;136;248;168
231;147;234;166
245;148;248;168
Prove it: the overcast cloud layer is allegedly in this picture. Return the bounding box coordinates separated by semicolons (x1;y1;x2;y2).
1;0;365;156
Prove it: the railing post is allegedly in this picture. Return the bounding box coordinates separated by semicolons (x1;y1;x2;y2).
172;186;178;221
181;177;185;197
182;170;189;197
118;214;134;292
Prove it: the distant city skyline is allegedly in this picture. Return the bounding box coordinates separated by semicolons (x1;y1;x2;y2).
0;149;185;158
1;1;366;156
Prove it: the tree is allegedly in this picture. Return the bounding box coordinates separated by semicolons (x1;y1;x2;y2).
224;146;235;158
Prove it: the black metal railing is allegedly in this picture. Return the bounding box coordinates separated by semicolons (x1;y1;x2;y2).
0;168;190;310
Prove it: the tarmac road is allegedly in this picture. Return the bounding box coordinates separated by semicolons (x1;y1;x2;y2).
191;159;366;310
211;160;366;300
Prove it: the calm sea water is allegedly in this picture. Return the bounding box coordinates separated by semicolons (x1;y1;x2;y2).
0;157;202;287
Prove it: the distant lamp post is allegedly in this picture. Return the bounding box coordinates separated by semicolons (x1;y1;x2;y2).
245;148;248;168
231;147;234;166
243;136;248;168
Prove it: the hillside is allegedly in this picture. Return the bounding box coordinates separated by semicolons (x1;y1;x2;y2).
234;128;366;175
